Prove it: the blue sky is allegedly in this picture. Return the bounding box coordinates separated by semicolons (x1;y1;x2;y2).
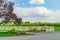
8;0;60;10
8;0;60;22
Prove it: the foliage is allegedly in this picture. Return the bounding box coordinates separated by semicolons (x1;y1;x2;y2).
0;22;60;26
8;29;17;33
0;32;33;37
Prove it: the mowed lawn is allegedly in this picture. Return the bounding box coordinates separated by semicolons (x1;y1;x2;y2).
0;32;17;37
54;26;60;32
0;32;33;37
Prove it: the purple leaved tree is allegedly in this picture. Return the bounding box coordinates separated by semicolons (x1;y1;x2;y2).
0;0;22;25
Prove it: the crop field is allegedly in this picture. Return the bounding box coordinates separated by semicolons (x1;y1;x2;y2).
0;26;58;32
0;23;60;32
0;26;43;32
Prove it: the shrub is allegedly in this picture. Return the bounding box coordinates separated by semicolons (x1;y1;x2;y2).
8;29;26;35
20;31;26;34
9;29;17;33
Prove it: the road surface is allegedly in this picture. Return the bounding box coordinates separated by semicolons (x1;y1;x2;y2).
0;32;60;40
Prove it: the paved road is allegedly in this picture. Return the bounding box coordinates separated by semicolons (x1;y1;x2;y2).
0;32;60;40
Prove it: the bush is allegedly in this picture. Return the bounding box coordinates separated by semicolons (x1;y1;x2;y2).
9;29;17;33
8;29;26;35
20;31;26;34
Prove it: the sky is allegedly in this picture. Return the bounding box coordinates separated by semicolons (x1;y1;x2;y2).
7;0;60;22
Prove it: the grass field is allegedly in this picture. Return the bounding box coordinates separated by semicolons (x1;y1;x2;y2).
0;25;60;37
0;22;60;37
0;22;60;32
0;26;60;32
0;32;33;37
54;26;60;32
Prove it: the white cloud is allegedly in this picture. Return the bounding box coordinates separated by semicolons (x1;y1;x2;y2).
22;17;42;22
29;0;45;4
8;0;14;2
14;7;53;17
14;7;60;22
14;7;56;22
0;6;59;22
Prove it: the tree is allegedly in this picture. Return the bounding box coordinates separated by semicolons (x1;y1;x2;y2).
15;18;22;25
0;0;22;25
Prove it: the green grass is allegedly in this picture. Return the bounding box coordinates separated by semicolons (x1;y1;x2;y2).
0;22;60;32
0;22;60;26
20;23;41;26
0;32;16;37
54;26;60;32
0;32;33;37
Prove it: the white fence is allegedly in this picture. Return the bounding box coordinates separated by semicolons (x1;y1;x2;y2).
0;26;54;32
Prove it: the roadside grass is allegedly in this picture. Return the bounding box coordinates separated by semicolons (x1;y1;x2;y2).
0;23;60;36
0;32;33;37
0;26;60;37
54;26;60;32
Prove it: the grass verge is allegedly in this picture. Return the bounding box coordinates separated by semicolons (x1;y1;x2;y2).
0;32;33;37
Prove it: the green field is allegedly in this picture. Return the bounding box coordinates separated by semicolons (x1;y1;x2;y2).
0;25;60;37
0;22;60;32
0;22;60;26
0;32;33;37
0;26;60;32
54;26;60;32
